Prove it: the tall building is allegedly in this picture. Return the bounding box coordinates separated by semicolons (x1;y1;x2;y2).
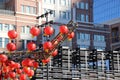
93;0;120;23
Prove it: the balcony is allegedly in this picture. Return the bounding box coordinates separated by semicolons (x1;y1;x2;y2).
0;9;14;15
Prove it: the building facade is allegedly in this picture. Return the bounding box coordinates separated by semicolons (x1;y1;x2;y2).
0;0;110;52
0;0;40;51
73;22;110;51
93;0;120;23
103;18;120;50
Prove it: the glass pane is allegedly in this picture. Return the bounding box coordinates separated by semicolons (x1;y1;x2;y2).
26;6;30;13
86;3;88;10
22;26;25;33
0;23;2;31
86;15;89;22
21;5;24;13
33;7;36;14
4;38;9;48
81;2;84;9
81;14;85;22
61;0;66;6
60;11;66;19
0;38;2;48
26;27;30;33
4;24;9;31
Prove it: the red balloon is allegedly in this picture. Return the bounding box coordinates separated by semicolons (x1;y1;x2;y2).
16;69;22;74
6;43;16;51
51;49;58;57
8;30;18;39
30;27;40;36
22;58;33;67
43;41;52;52
27;42;36;51
20;74;26;80
4;74;9;79
59;25;68;34
33;62;39;69
27;70;34;78
23;67;30;74
2;66;10;73
42;58;50;64
0;54;8;63
44;26;54;36
9;72;16;79
14;63;21;69
68;32;75;39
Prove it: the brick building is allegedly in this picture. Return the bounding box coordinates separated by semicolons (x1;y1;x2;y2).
0;0;40;52
0;0;110;51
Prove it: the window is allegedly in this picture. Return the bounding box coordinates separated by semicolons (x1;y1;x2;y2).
0;38;2;48
85;3;88;10
4;38;9;48
26;26;30;33
86;15;89;22
94;35;105;42
51;10;55;17
81;14;85;22
80;2;84;9
60;11;66;19
21;5;25;13
26;6;30;13
95;46;105;50
21;40;25;50
112;27;119;43
79;45;89;48
0;23;2;31
78;33;90;40
60;0;66;6
76;14;81;20
44;9;55;17
44;0;55;4
68;12;70;19
31;7;36;14
4;24;9;31
22;26;25;33
10;25;16;30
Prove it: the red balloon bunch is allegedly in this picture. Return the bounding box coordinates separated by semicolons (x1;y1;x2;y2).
0;56;39;80
7;30;18;52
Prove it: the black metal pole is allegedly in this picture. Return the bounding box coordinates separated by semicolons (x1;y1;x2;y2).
45;13;49;80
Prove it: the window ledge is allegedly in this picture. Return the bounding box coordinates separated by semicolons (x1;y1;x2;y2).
16;12;38;17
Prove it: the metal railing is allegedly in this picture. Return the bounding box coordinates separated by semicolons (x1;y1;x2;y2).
34;49;120;80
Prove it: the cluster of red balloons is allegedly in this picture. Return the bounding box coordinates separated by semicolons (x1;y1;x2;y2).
7;30;17;52
2;25;75;78
0;54;39;80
